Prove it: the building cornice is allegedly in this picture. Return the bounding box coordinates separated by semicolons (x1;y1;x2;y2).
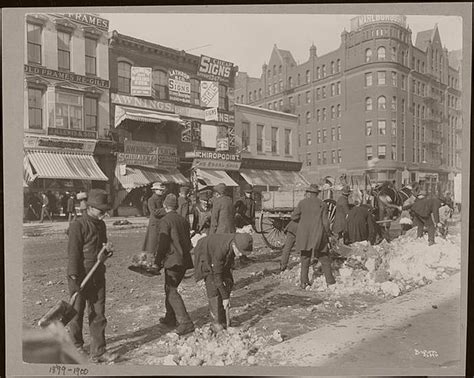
235;103;298;119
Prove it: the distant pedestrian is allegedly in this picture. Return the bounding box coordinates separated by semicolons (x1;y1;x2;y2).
280;219;298;272
177;186;191;225
142;182;166;256
332;185;351;242
291;184;335;289
141;187;150;217
209;183;235;235
410;190;442;246
67;192;77;222
39;192;52;223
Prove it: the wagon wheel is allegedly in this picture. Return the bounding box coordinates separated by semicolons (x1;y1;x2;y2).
324;198;337;231
258;212;290;250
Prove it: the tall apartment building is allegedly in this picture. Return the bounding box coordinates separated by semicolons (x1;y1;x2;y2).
236;15;462;194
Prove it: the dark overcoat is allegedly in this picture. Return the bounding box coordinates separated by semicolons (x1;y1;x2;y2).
154;211;193;270
209;195;236;234
332;195;350;234
177;196;190;220
192;203;211;234
411;197;440;223
346;205;376;244
193;234;235;283
142;193;165;253
291;196;330;254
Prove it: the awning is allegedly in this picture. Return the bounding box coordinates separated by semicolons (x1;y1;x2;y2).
25;150;108;181
114;105;184;128
240;169;309;188
195;169;238;188
115;164;188;191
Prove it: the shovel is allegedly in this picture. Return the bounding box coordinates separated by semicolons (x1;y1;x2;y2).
38;242;114;328
225;307;231;328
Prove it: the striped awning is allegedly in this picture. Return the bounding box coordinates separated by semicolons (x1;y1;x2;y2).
115;105;184;128
240;169;309;188
24;150;108;181
195;169;238;189
115;164;188;192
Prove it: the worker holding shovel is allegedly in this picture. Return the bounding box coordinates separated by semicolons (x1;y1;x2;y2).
66;189;118;363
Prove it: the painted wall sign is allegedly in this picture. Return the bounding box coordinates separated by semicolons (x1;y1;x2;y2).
131;67;152;97
156;144;179;168
117;152;157;166
197;55;233;84
350;15;406;31
217;111;234;124
24;135;96;153
168;69;191;103
193;159;241;171
200;81;219;108
62;13;110;31
124;140;157;155
24;64;110;88
122;140;178;168
216;137;229;151
111;93;175;113
48;127;97;140
204;108;218;121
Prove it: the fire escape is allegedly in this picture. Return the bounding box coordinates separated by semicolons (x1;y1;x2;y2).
422;89;445;167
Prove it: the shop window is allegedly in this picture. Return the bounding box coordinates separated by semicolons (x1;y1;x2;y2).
271;127;278;153
365;72;373;86
84;97;98;131
57;31;71;71
378;120;386;135
377;71;386;85
284;129;291;155
55;91;82;130
378;145;386;159
365;97;373;111
219;84;228;110
28;87;43;130
366;120;373;136
365;48;372;63
85;37;97;76
190;78;200;105
118;62;131;94
378;96;386;110
366;145;373;160
27;23;42;65
257;124;264;152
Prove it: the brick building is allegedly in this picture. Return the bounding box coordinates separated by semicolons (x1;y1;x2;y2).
236;15;462;194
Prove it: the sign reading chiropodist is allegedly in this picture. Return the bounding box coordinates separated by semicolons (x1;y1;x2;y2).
187;150;241;170
197;55;233;84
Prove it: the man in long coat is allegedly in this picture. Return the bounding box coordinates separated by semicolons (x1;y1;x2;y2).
291;184;335;289
142;182;166;255
192;191;212;235
345;200;377;245
410;190;442;246
153;194;195;336
332;185;351;241
209;183;235;234
177;186;191;225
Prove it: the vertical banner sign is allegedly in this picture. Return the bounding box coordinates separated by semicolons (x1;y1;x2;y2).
228;125;236;148
200;81;219;108
181;121;192;143
168;69;191;103
227;87;235;112
131;67;152;97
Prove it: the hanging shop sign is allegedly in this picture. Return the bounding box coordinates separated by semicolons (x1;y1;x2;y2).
204;108;218;121
193;158;241;170
24;64;110;88
181;120;201;143
131;67;152;97
62;13;110;31
197;55;233;84
47;127;97;140
217;111;234;124
24;135;96;153
187;150;241;162
216;137;229;152
168;69;191;103
175;106;205;120
111;93;175;113
200;124;218;148
156;144;179;169
117;152;157;166
200;81;219;108
121;140;179;169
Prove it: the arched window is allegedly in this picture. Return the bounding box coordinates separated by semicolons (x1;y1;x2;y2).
273;65;276;76
377;96;386;110
297;73;301;85
306;111;311;123
337;104;341;117
288;76;293;88
331;61;335;74
377;46;386;60
365;97;373;111
118;62;132;94
391;47;397;61
365;48;372;63
258;88;262;99
331;106;336;119
254;90;257;100
279;65;282;74
267;69;271;78
152;69;168;99
306;70;310;83
248;92;252;102
316;67;321;79
336;59;341;72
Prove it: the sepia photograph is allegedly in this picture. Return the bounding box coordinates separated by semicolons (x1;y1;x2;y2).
4;3;471;376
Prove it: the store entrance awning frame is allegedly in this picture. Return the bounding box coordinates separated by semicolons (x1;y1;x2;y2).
194;168;238;189
115;164;188;192
114;105;184;129
239;169;309;189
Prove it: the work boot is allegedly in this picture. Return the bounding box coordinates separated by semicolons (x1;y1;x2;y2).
90;351;120;364
168;291;194;336
174;322;195;336
159;315;177;327
319;255;336;285
208;296;225;332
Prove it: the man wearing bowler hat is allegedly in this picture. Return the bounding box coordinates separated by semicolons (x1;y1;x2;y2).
291;184;336;289
67;189;118;363
332;185;352;243
209;183;236;235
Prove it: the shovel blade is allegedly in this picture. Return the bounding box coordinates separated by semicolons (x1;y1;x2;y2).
38;300;77;328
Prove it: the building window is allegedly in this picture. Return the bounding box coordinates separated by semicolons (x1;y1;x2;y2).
378;120;386;135
378;96;386;110
391;144;397;160
298;132;302;147
279;65;282;74
28;87;43;129
152;70;168;99
331;61;335;74
242;121;250;150
331;127;336;141
316;109;321;122
55;91;82;130
378;145;386;159
365;72;373;86
306;131;312;145
365;48;372;63
391;72;397;86
258;88;262;99
279;99;283;110
306;70;310;83
57;31;71;71
316;88;321;100
267;69;271;78
377;71;386;85
322;65;326;77
248;92;252;102
401;74;406;90
331;106;336;119
331;83;335;96
336;81;341;95
297;73;301;85
306;91;311;103
84;97;98;131
337;126;341;140
273;83;277;94
274;101;278;110
377;46;386;60
27;23;42;65
365;97;373;111
285;129;291;155
366;145;373;160
391;120;397;136
279;80;283;92
306;152;312;166
322;128;327;143
271;127;278;153
268;103;273;110
306;111;311;123
118;62;131;94
190;78;200;105
322;151;327;164
366;120;373;136
289;96;294;106
268;84;272;96
337;149;342;163
317;129;321;143
322;108;327;120
316;67;320;79
85;37;97;76
317;152;321;165
219;84;228;110
322;86;326;98
337;104;341;118
336;59;341;72
331;150;336;164
273;65;276;76
257;124;264;152
391;47;396;61
288;77;293;88
401;99;405;113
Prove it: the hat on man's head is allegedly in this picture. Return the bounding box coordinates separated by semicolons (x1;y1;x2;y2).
213;183;227;194
152;182;166;191
234;233;253;253
87;189;111;211
341;185;352;196
243;184;253;193
306;184;321;193
163;193;178;210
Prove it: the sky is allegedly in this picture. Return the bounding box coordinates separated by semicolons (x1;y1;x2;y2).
101;12;463;78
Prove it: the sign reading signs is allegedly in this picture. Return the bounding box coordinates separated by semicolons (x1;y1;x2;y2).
204;108;218;121
24;135;96;153
111;93;175;113
62;14;110;31
48;127;97;140
200;81;219;108
168;69;191;103
350;15;406;31
131;67;152;97
197;55;233;84
24;64;109;88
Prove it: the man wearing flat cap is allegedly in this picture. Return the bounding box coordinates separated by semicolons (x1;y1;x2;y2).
209;183;235;235
291;184;335;289
153;193;195;336
67;189;118;363
194;233;253;331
